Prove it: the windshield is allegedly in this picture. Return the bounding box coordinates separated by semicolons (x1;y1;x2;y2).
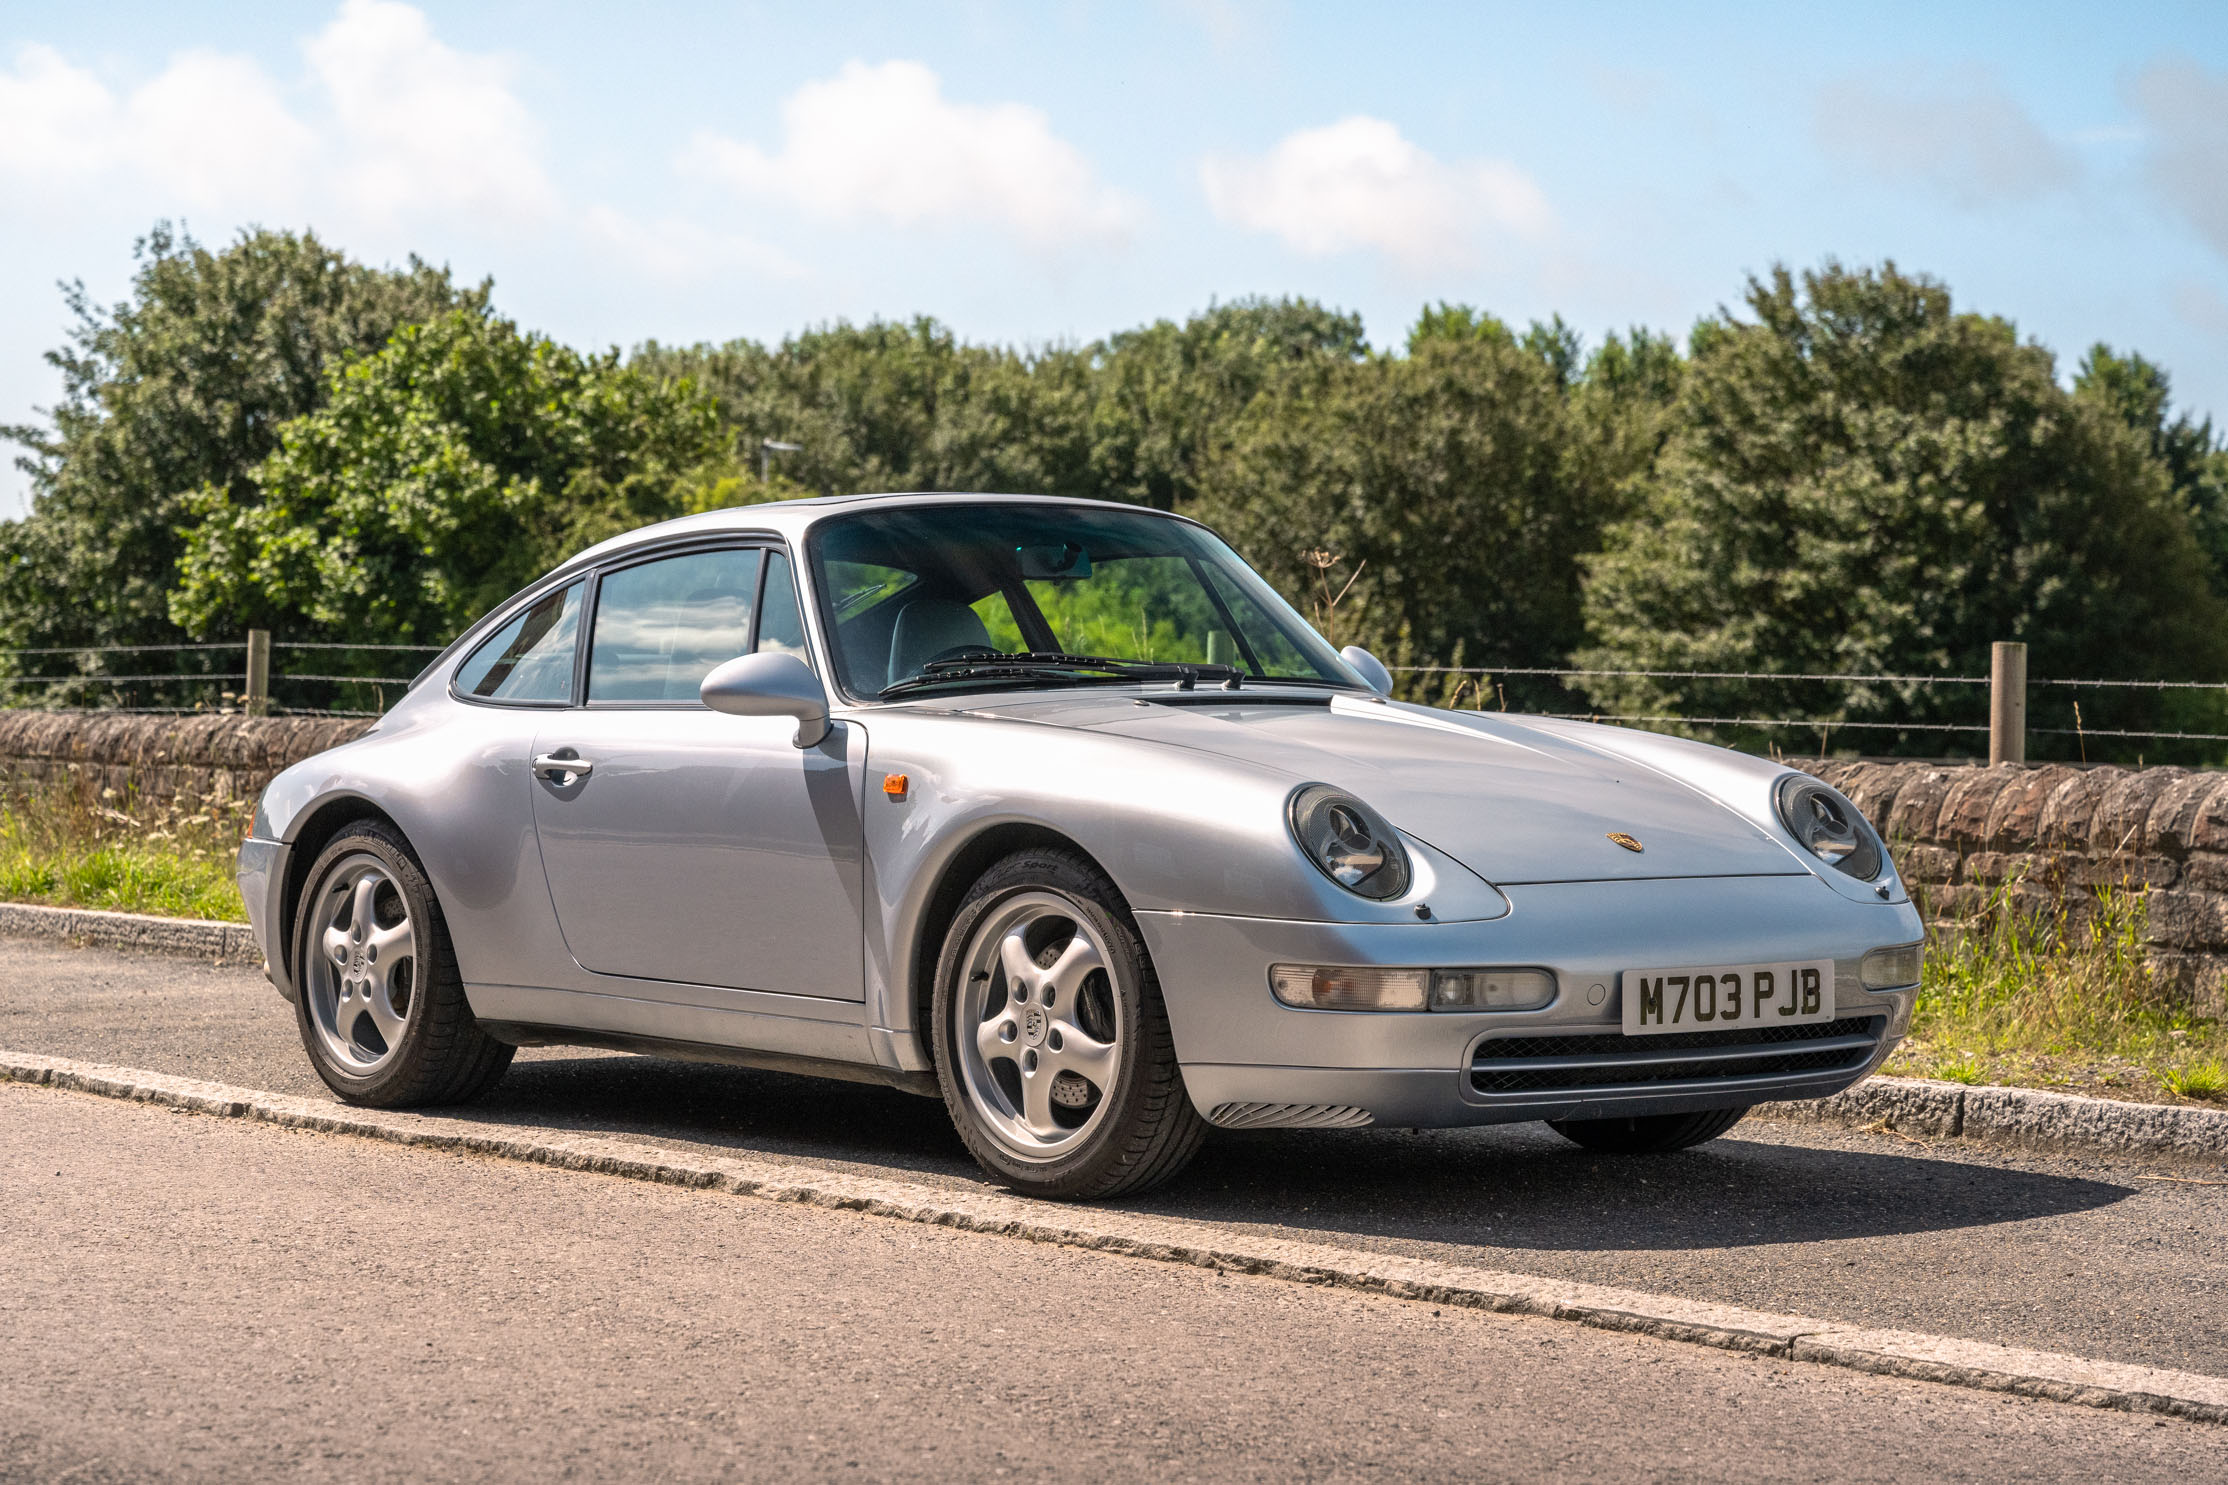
806;502;1364;700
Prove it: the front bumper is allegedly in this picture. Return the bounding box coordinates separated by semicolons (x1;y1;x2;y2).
1138;873;1923;1130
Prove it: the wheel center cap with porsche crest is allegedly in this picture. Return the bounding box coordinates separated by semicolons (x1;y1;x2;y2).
1022;1005;1049;1045
1606;832;1644;853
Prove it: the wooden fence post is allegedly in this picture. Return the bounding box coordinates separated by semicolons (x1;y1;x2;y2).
1989;641;2026;766
245;629;270;718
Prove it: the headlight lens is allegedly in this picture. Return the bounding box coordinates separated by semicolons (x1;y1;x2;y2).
1288;784;1412;900
1773;773;1884;881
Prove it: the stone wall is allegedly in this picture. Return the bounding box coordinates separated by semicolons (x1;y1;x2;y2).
0;711;373;811
1805;760;2228;1014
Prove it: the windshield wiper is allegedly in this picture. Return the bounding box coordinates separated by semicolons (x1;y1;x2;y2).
879;651;1243;700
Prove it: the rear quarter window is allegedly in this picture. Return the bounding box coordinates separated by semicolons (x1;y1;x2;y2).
454;582;583;703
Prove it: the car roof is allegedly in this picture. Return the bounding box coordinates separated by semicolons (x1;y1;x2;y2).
560;491;1193;573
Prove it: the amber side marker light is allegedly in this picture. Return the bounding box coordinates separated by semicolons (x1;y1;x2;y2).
883;773;909;800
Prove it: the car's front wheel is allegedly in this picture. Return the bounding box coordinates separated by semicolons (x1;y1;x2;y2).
292;819;514;1107
1547;1105;1750;1153
931;847;1204;1200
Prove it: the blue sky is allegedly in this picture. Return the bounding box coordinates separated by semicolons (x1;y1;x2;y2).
4;1;2227;517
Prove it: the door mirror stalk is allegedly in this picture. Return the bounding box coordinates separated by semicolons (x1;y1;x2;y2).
701;653;832;748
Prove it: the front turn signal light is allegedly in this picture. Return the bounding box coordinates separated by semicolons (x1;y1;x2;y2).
1860;942;1925;990
1270;965;1557;1013
1270;965;1429;1011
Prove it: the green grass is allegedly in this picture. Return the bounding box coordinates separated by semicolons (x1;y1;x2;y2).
0;783;248;922
1882;877;2228;1105
2163;1061;2227;1100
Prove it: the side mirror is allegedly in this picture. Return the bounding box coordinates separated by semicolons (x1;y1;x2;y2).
701;652;832;748
1340;645;1394;697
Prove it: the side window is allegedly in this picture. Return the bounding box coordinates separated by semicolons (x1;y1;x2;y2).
1200;563;1312;675
454;582;583;703
824;560;918;686
587;549;758;704
754;551;812;669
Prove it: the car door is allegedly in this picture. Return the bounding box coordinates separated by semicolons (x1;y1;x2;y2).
528;543;867;1000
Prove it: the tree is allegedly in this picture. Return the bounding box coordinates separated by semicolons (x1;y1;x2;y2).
171;306;723;647
634;317;1096;500
2074;343;2228;600
1578;263;2228;758
0;225;479;663
1086;298;1367;512
1195;318;1639;705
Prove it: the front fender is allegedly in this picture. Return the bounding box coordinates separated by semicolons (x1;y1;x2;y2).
852;709;1512;1064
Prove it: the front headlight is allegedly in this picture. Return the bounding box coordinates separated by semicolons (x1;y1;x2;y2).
1288;783;1412;900
1774;773;1884;881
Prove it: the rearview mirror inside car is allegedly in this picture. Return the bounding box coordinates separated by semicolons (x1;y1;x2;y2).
1015;542;1091;580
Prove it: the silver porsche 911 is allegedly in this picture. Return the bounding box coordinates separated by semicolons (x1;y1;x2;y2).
238;492;1925;1198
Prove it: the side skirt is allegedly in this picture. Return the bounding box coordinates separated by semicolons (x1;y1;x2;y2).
479;1020;939;1098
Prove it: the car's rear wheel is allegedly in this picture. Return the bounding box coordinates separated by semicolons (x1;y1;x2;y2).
931;847;1204;1200
1547;1105;1750;1154
292;820;513;1107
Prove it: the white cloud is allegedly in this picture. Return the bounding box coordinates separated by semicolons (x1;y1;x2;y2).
0;45;124;183
0;42;311;204
1814;70;2076;207
1198;116;1551;270
580;205;803;282
2132;59;2228;259
0;2;547;225
684;60;1140;251
305;0;553;223
128;50;317;205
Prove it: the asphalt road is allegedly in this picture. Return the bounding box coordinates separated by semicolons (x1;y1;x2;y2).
7;1080;2225;1483
4;938;2225;1390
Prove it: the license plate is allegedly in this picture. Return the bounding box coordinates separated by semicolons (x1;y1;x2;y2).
1621;960;1834;1035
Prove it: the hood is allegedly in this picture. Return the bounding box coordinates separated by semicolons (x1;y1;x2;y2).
952;691;1807;885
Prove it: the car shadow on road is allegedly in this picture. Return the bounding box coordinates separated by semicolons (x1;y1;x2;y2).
1153;1124;2136;1253
462;1053;2136;1255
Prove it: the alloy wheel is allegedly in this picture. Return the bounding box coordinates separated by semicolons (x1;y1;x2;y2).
953;889;1126;1163
303;851;419;1074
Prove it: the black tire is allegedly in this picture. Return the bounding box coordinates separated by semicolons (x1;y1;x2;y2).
930;846;1205;1200
291;819;513;1107
1547;1105;1751;1154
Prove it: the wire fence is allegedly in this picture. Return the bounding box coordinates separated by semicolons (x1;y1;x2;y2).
1394;659;2228;755
3;638;2225;755
0;637;445;718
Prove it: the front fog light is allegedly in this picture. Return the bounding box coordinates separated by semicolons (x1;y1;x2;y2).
1271;965;1429;1011
1860;942;1925;989
1428;968;1556;1011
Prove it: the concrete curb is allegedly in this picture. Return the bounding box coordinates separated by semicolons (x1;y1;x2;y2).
1757;1077;2228;1167
6;1047;2224;1428
0;900;258;962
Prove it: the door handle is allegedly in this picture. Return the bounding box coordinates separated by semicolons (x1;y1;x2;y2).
532;752;594;782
